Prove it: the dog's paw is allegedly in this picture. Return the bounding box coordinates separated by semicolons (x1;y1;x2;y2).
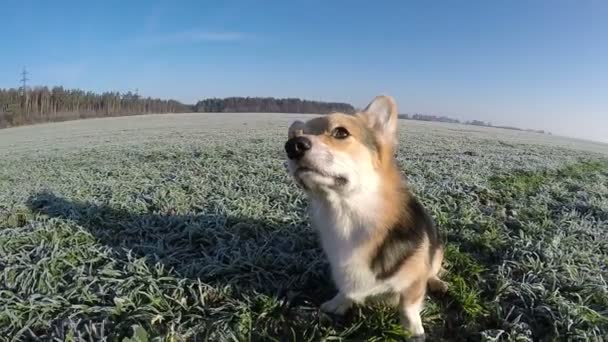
409;333;426;342
320;294;352;315
428;276;448;294
384;293;401;307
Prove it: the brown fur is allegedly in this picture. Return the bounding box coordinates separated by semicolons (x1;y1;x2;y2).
353;102;446;294
291;115;379;155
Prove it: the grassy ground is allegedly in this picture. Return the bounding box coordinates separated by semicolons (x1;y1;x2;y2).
0;113;607;341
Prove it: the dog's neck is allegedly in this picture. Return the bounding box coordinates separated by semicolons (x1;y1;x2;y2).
306;169;406;240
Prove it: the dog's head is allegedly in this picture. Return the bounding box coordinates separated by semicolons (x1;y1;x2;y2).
284;95;399;195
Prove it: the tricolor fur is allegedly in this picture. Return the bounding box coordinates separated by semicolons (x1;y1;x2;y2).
284;95;447;339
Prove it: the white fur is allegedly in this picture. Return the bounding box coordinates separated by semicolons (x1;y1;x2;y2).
307;186;419;307
309;185;388;300
402;298;425;336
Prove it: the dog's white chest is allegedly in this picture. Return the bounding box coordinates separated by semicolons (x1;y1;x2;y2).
309;197;388;297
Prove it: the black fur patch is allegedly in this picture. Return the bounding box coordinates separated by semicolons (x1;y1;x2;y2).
410;197;441;257
370;196;440;280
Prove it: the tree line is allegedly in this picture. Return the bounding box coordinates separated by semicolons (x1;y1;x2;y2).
0;87;355;129
399;113;548;134
194;97;354;114
0;85;548;134
399;113;461;124
0;86;191;128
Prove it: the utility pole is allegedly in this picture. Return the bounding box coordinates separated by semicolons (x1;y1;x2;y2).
20;67;29;96
20;67;30;116
135;88;141;113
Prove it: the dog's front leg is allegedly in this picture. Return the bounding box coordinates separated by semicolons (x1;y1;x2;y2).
320;284;383;315
320;291;353;315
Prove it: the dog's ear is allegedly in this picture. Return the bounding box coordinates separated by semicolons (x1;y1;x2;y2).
361;95;398;145
288;120;305;138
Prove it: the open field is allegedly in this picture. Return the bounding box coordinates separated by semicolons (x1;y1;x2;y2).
1;113;607;341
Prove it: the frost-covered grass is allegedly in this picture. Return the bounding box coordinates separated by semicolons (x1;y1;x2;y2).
0;113;607;341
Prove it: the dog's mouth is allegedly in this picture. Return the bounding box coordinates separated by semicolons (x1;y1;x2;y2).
295;165;328;177
294;166;348;186
295;166;320;175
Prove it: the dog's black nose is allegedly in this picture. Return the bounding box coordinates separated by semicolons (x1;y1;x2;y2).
285;136;312;160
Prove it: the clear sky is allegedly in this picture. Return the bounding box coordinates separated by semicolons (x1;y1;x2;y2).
1;0;606;143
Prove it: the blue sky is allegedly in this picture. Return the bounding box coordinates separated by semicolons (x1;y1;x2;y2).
1;0;607;142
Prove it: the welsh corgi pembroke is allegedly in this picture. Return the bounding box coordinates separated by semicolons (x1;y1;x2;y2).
284;95;447;339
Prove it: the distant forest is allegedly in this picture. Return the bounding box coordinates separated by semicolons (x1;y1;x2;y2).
399;113;549;134
0;87;191;128
194;97;354;114
0;87;353;128
0;86;548;134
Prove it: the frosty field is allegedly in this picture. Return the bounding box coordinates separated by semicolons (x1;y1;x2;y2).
0;113;607;341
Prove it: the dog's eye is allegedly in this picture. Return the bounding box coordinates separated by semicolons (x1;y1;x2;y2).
332;127;350;139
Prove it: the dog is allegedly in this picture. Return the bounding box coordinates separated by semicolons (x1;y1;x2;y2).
284;95;447;339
